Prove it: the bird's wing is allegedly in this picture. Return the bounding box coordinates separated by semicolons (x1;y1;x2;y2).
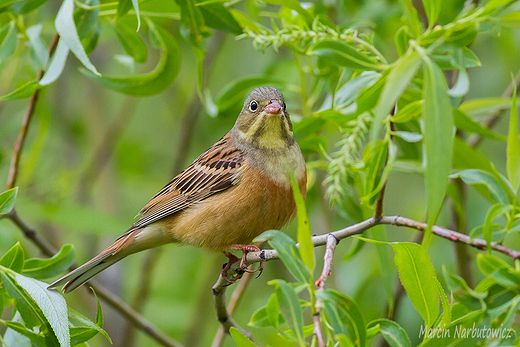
128;133;244;231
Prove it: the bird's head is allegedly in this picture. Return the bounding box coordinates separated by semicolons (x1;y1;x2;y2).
232;87;294;150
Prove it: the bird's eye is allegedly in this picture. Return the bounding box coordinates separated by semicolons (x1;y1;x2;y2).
249;100;258;112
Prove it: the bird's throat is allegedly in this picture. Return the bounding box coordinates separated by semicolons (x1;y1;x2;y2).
234;113;293;150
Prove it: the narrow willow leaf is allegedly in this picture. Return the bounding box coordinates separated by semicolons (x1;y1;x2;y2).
366;319;411;347
370;225;395;318
370;50;421;143
199;2;242;34
287;166;314;272
453;109;506;142
0;0;47;14
39;39;69;86
270;279;304;345
450;169;508;204
423;0;440;28
82;24;181;96
482;204;513;254
23;245;75;279
263;0;313;25
319;289;365;346
55;0;99;75
26;24;48;68
447;68;469;97
0;21;17;64
70;327;98;346
422;57;454;247
392;100;423;123
14;274;70;347
131;0;140;30
506;82;520;193
177;0;206;40
476;253;520;288
0;242;25;273
113;21;147;64
309;40;385;70
391;243;439;328
0;187;18;215
0;81;39;100
436;279;451;328
452;137;493;173
255;230;310;283
395;25;412;56
399;0;422;37
1;272;45;328
229;327;258;347
3;319;45;347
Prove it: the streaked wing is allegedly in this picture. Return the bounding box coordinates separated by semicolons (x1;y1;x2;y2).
130;133;244;230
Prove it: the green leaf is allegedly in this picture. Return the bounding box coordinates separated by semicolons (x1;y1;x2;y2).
1;272;45;328
450;170;508;204
70;327;98;346
255;230;310;283
452;137;493;173
459;97;519;116
309;40;385;70
0;242;25;273
176;0;208;43
269;279;304;345
0;187;18;215
391;243;439;328
506;81;520;193
483;203;513;254
0;81;39;100
14;274;69;347
198;2;242;34
0;21;17;64
23;245;75;280
55;0;99;76
2;320;46;347
366;319;411;347
287;166;313;272
39;36;69;86
476;253;520;288
453;109;506;142
69;307;111;344
399;0;422;37
0;0;46;14
395;25;412;56
441;265;487;299
392;100;423;123
82;23;181;96
422;0;440;28
436;279;451;327
113;21;147;64
370;50;421;143
319;289;365;346
263;0;313;25
116;0;132;18
229;327;258;347
421;57;454;247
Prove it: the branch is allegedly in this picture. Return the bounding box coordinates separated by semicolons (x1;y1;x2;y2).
6;33;60;190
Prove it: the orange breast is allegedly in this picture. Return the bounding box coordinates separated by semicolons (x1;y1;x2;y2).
157;164;307;250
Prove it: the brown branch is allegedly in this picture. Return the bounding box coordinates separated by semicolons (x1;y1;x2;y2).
6;33;60;190
210;271;255;347
313;234;338;347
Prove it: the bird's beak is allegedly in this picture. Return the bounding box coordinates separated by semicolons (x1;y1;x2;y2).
263;99;282;115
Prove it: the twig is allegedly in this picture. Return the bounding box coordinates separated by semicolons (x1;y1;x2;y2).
6;33;60;190
210;271;254;347
2;210;184;347
313;234;338;347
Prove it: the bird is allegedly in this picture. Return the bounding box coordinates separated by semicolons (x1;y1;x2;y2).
48;86;307;293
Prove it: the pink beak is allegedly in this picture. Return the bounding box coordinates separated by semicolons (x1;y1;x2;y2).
264;99;282;114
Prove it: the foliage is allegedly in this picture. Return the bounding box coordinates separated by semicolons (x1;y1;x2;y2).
1;0;520;346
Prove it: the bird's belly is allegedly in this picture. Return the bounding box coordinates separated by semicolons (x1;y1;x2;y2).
156;168;299;250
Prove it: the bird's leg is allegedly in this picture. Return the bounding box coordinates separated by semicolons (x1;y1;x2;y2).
227;244;264;278
221;251;242;283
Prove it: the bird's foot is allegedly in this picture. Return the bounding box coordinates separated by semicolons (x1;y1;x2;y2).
228;244;264;278
221;251;243;284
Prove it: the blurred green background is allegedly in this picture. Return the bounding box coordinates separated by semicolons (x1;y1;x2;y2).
1;0;520;346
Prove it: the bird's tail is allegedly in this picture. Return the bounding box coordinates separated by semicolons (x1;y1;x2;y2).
48;230;138;293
